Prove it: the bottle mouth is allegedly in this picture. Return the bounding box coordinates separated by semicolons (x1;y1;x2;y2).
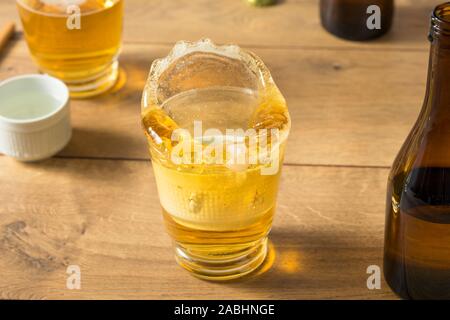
430;3;450;39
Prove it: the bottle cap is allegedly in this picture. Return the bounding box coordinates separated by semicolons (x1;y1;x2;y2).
247;0;277;6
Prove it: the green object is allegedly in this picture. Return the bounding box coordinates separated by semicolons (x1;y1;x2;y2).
247;0;276;6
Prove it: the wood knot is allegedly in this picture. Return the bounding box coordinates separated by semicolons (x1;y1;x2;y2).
0;220;69;272
332;63;342;71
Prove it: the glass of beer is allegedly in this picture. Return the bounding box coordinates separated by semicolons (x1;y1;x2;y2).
141;39;291;280
16;0;124;98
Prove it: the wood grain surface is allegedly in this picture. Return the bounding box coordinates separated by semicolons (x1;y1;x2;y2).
0;157;395;299
0;0;433;299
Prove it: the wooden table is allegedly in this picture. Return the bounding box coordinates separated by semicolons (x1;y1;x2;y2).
0;0;434;299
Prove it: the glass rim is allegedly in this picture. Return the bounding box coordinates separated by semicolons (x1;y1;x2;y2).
142;39;276;109
15;0;123;18
431;2;450;37
141;39;291;166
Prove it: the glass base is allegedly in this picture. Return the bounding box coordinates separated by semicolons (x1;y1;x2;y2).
174;237;268;281
64;60;120;99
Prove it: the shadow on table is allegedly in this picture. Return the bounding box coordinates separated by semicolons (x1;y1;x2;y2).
57;55;154;161
15;130;148;183
216;227;377;297
116;53;153;97
0;32;18;65
59;127;146;161
89;51;155;102
16;153;142;183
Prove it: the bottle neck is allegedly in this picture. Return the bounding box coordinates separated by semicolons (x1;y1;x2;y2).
426;5;450;117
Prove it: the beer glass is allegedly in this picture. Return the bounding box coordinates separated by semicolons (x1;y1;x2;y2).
141;39;290;280
16;0;124;98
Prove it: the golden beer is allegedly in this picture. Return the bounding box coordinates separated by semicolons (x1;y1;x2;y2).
17;0;123;98
141;40;290;280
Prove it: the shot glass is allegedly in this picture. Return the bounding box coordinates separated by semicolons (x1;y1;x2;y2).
141;39;291;280
16;0;124;98
0;74;71;161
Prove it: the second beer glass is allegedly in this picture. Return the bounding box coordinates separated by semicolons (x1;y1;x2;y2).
16;0;123;98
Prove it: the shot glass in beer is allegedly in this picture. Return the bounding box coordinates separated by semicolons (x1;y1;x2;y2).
16;0;124;98
141;39;291;280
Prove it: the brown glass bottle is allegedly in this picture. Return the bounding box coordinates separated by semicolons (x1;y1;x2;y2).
320;0;394;41
384;3;450;300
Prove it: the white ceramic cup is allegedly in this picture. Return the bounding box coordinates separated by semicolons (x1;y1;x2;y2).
0;74;72;161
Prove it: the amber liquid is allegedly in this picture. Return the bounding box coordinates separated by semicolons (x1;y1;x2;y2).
142;84;288;280
17;0;123;97
385;167;450;299
163;207;274;276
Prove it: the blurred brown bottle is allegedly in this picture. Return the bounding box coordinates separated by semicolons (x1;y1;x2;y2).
320;0;394;41
384;3;450;299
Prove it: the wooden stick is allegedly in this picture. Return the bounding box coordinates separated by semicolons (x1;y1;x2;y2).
0;22;15;54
